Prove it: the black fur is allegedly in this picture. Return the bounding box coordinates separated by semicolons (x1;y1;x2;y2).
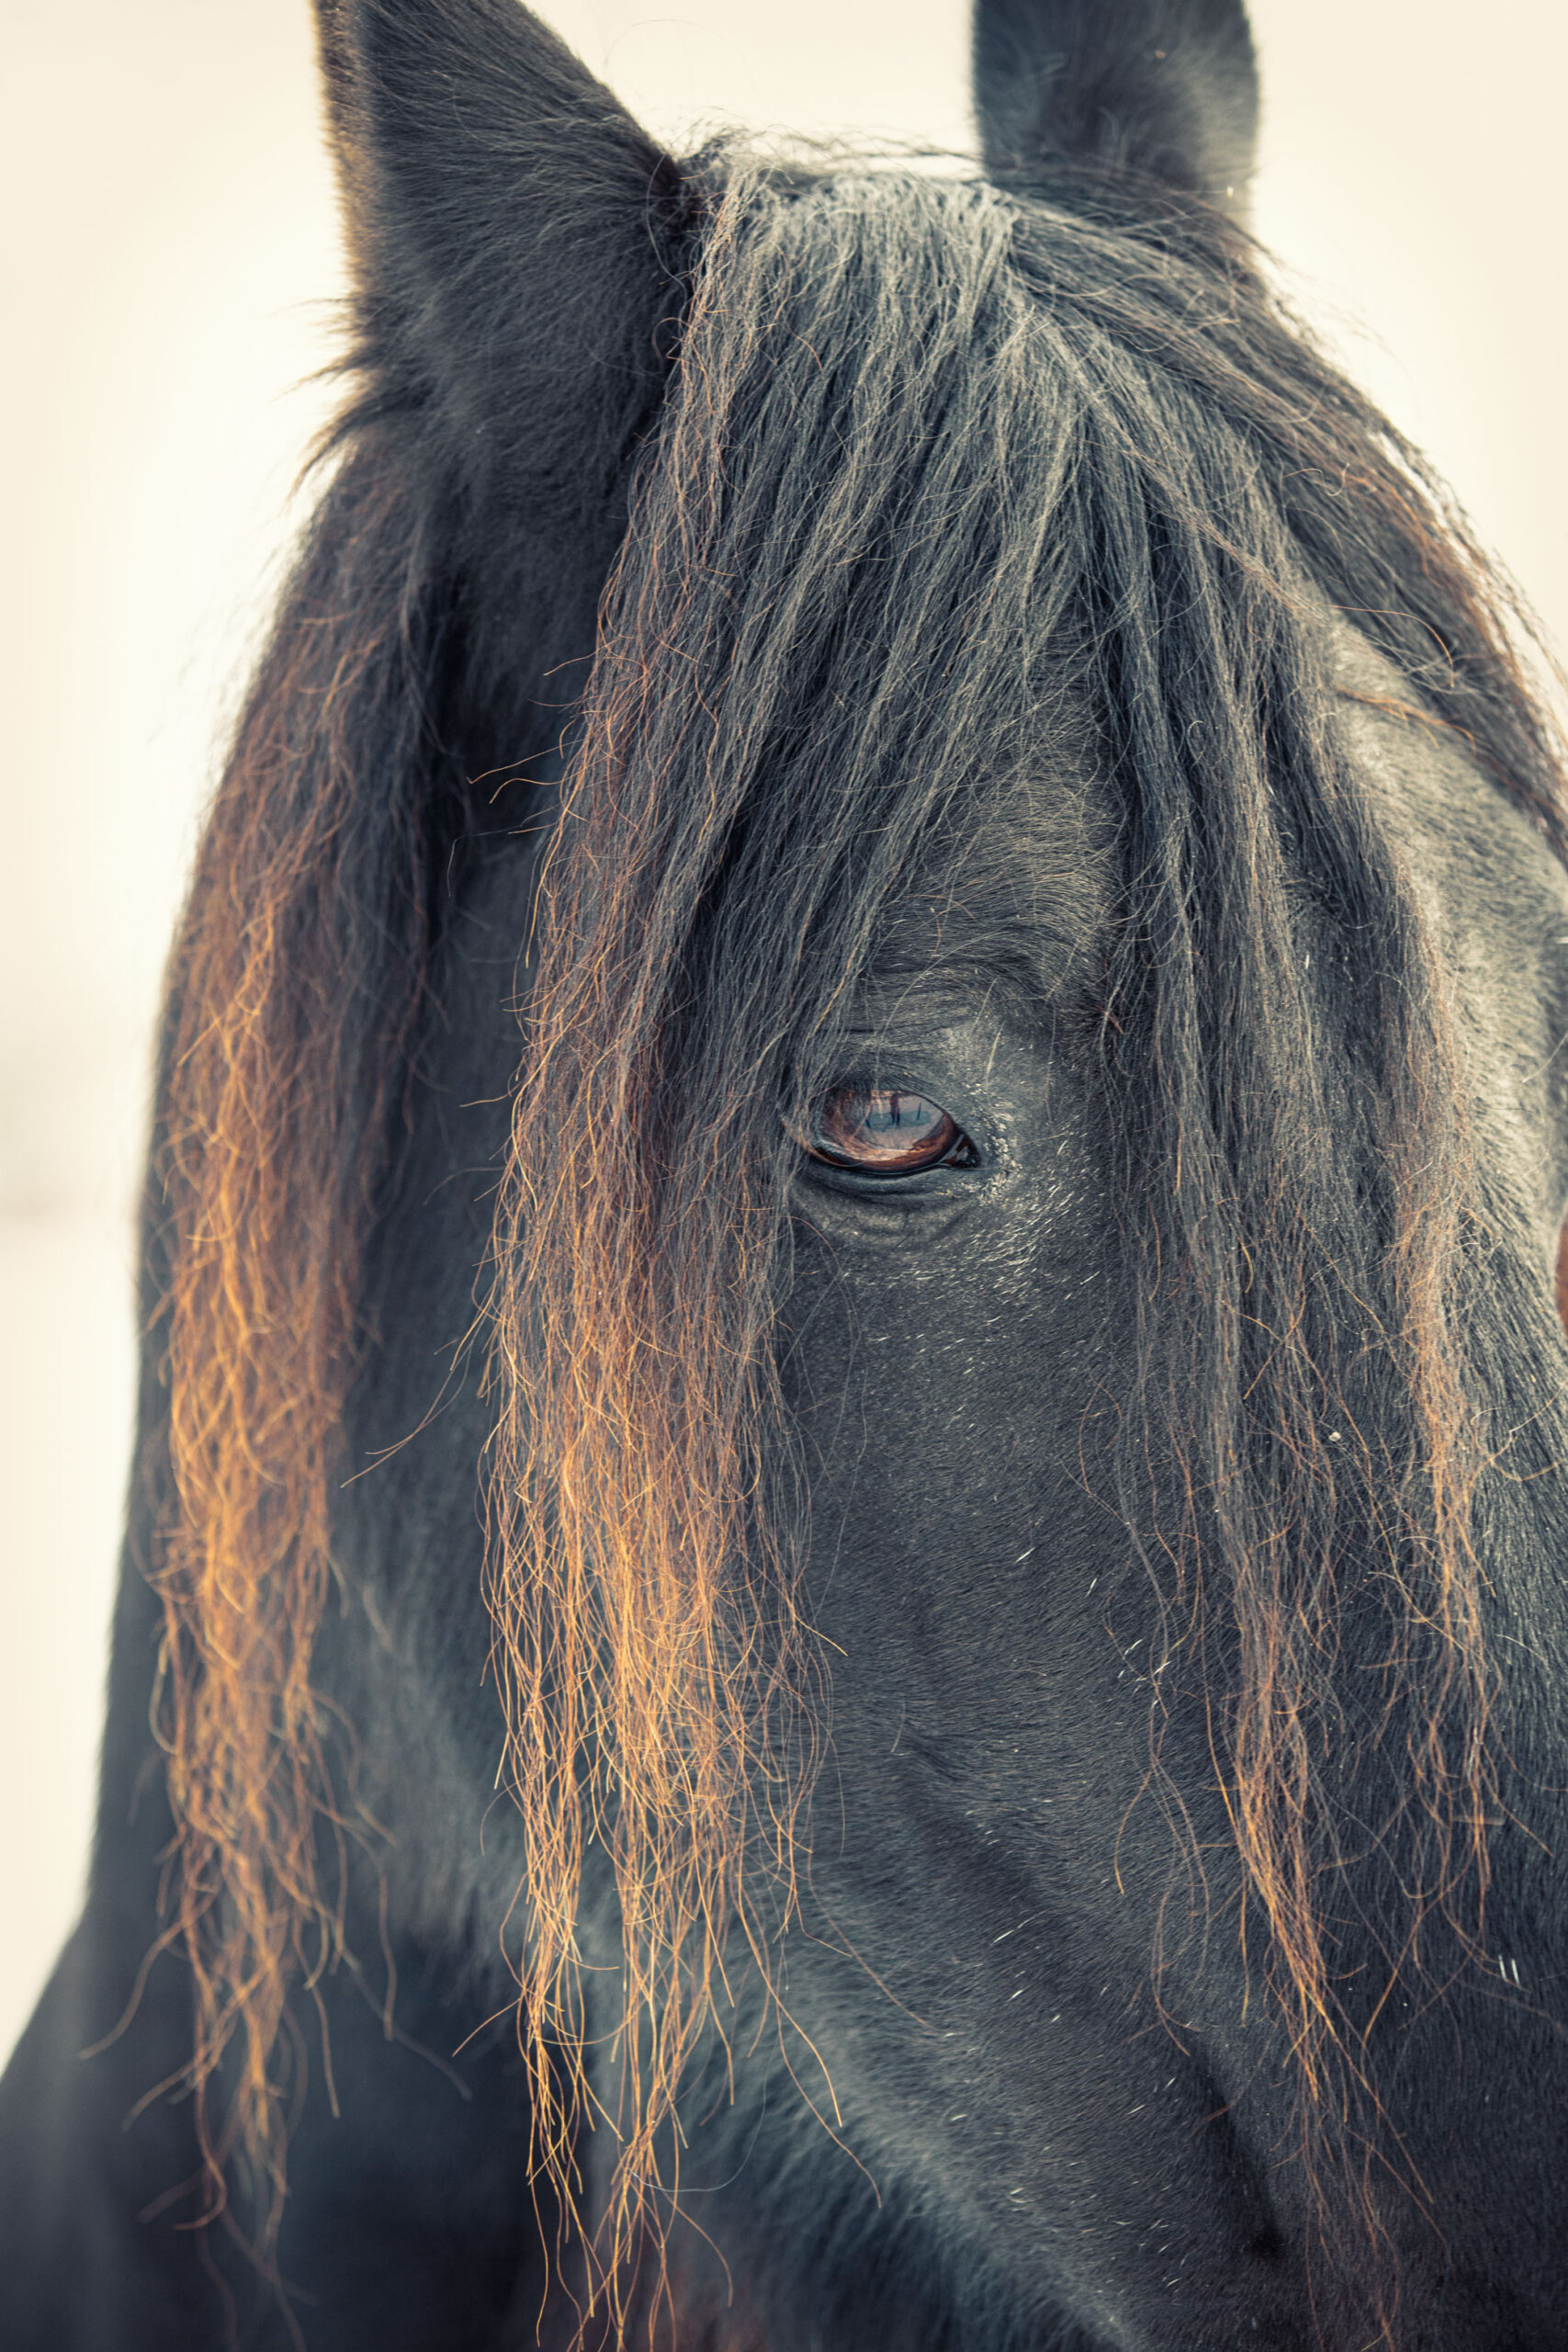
6;4;1568;2347
973;0;1258;210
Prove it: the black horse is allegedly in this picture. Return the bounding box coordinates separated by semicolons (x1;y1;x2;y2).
6;2;1568;2346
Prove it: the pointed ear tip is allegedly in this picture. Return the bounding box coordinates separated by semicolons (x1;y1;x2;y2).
314;0;671;205
972;0;1261;208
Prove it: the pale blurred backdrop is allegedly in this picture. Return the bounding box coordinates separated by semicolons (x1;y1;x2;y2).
3;0;1565;2063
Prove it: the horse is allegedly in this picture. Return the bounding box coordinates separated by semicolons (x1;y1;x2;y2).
6;0;1568;2344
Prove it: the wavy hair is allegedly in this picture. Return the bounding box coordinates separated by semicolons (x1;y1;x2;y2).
147;155;1566;2316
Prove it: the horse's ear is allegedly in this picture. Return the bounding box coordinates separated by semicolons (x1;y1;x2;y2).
313;0;686;523
972;0;1258;219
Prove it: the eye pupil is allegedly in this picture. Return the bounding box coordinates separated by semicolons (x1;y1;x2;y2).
808;1087;976;1176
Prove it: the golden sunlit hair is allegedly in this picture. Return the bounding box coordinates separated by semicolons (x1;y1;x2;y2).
149;454;440;2251
145;153;1568;2341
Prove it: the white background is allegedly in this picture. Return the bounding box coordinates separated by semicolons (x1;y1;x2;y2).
3;0;1565;2064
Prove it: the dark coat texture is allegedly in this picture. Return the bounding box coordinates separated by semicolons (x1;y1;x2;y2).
6;5;1568;2347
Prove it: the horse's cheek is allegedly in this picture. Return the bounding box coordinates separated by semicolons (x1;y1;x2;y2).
772;1168;1258;2307
780;1136;1159;1947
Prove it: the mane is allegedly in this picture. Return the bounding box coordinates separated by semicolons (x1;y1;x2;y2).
149;453;455;2245
149;150;1568;2318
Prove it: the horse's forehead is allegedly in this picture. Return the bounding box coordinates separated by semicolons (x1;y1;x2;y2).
1332;619;1568;963
1333;617;1568;1227
872;763;1118;1005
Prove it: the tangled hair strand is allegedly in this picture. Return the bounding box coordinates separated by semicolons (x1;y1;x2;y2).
149;153;1567;2324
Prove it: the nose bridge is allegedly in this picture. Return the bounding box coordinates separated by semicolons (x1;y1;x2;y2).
1323;1801;1568;2343
1185;1977;1568;2351
1373;2066;1568;2351
1155;1640;1568;2346
1275;1374;1568;2331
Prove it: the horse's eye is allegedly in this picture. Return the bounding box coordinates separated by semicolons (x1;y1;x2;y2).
807;1086;979;1176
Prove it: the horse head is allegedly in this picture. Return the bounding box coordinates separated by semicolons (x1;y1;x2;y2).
6;6;1568;2348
